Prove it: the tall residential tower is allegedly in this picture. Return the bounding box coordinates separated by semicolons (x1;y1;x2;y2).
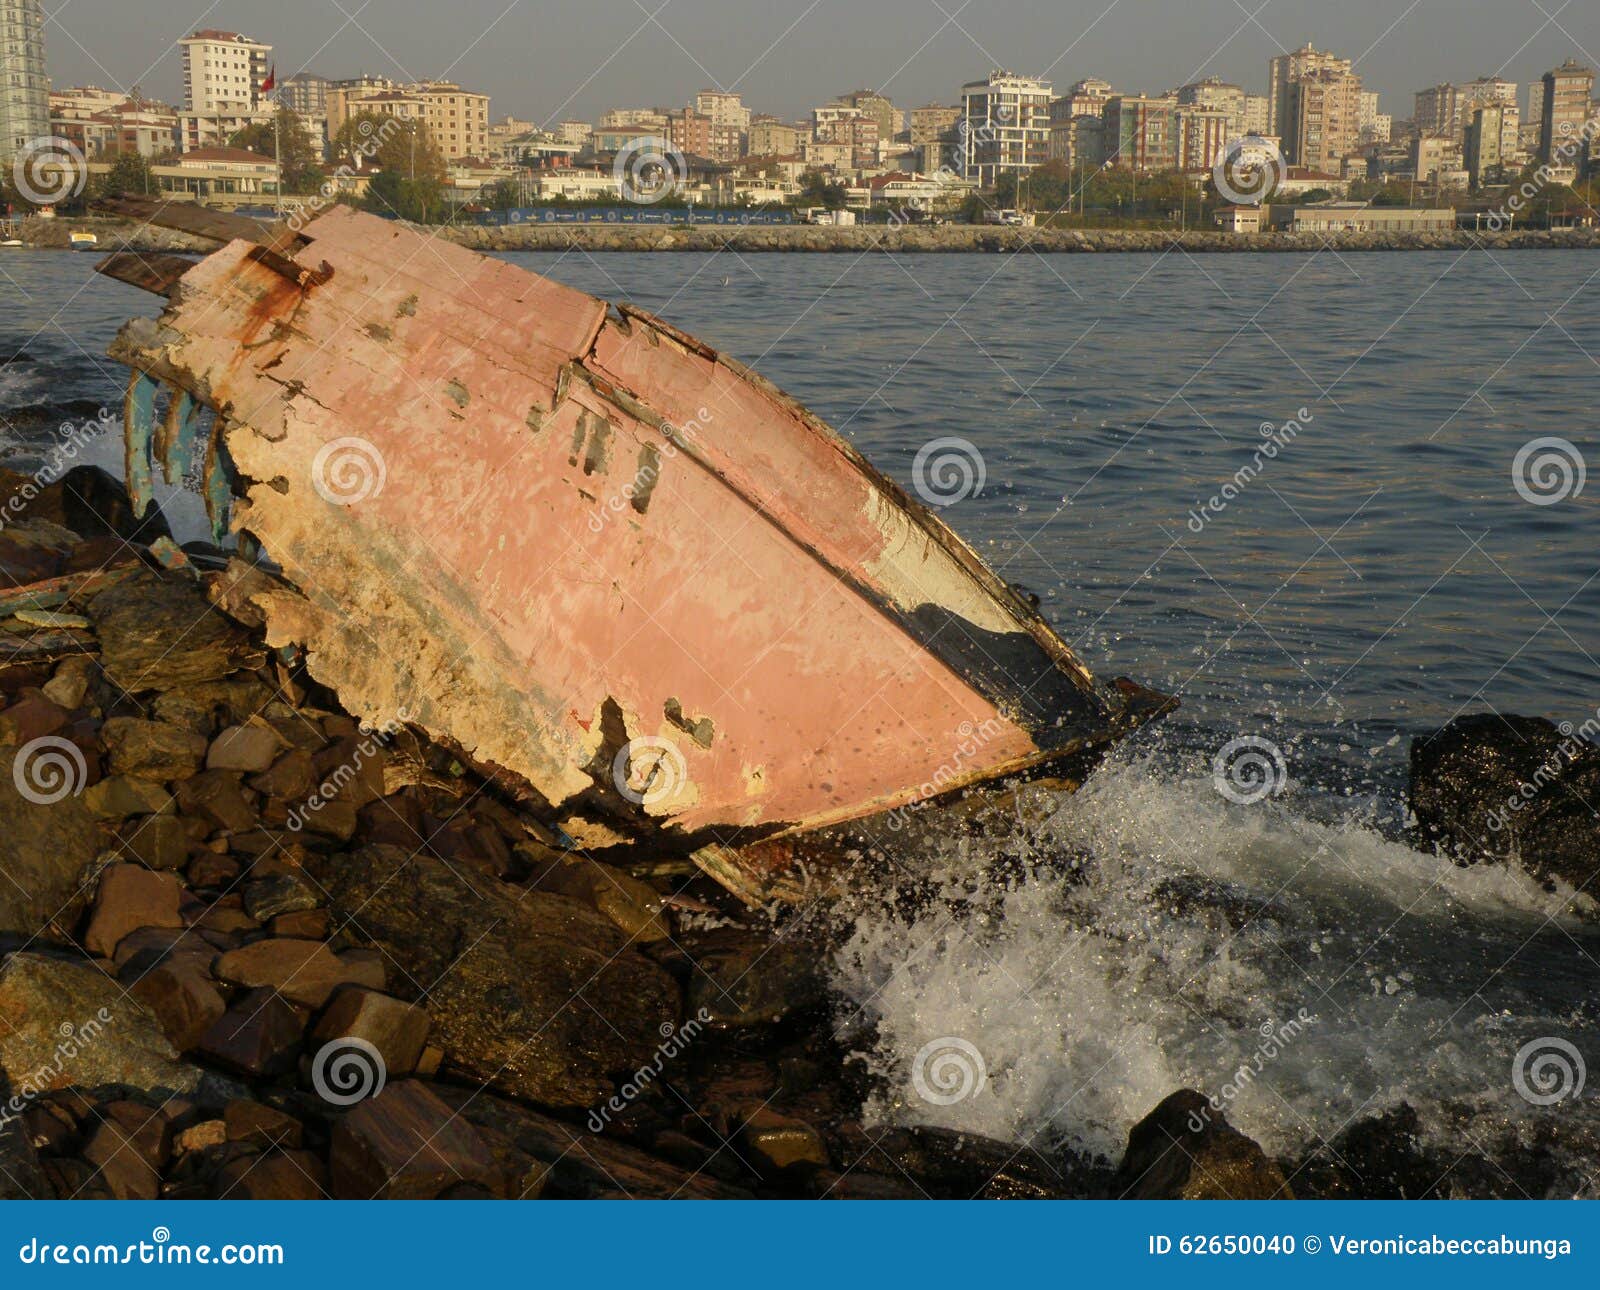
1;0;50;175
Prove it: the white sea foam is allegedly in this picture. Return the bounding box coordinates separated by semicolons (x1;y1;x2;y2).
831;750;1599;1168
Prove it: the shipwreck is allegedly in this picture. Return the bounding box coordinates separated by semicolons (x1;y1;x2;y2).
93;200;1172;902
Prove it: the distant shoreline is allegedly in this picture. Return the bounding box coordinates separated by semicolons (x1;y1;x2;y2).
11;214;1599;256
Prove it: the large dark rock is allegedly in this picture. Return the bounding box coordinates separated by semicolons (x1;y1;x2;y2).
1411;714;1600;892
833;1122;1110;1199
87;570;256;696
0;746;104;936
307;845;680;1108
1113;1089;1290;1199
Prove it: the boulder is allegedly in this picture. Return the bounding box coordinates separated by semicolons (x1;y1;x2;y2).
1113;1089;1290;1200
207;723;288;773
88;570;254;696
193;988;304;1078
0;953;200;1096
82;864;183;958
1411;715;1600;891
329;1080;496;1200
0;745;103;936
307;845;680;1107
310;988;429;1078
211;939;371;1010
99;717;207;781
684;927;826;1027
128;961;227;1053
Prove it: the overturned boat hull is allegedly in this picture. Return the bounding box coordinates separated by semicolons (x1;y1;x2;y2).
97;203;1171;897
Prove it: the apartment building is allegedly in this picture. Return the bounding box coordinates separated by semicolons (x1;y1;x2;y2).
417;82;490;160
748;116;802;156
1178;77;1246;135
1;0;50;174
833;89;900;141
694;89;751;132
281;73;330;117
1283;67;1363;172
1102;94;1177;170
1539;60;1595;163
959;71;1052;184
180;30;271;113
1267;44;1350;136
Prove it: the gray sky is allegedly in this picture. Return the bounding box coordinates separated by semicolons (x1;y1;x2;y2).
40;0;1600;125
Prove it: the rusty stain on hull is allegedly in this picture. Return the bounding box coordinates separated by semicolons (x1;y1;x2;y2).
98;203;1173;898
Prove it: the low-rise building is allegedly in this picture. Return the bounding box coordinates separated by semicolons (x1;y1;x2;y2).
1264;203;1454;232
1215;204;1263;233
152;145;279;208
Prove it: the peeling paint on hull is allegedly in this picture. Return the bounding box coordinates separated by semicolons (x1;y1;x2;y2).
100;206;1172;895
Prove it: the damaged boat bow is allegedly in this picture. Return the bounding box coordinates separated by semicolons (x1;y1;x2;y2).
96;200;1172;901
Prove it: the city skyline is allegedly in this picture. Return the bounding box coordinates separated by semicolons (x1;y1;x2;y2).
29;0;1600;128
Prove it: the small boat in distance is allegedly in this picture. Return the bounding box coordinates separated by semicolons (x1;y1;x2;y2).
0;238;23;249
68;231;99;251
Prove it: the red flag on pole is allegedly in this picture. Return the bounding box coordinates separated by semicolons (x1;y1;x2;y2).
262;63;277;95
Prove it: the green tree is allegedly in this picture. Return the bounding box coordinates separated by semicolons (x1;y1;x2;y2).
329;112;448;223
229;106;324;195
485;178;524;211
796;169;847;210
96;150;157;198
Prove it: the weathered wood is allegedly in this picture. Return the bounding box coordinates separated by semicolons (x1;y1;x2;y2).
94;250;197;297
90;197;271;245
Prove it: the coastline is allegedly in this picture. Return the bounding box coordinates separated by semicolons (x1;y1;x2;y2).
10;214;1600;255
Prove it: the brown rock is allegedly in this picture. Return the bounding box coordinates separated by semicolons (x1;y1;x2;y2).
116;813;192;870
224;1100;303;1150
738;1107;829;1173
88;570;254;695
83;864;183;958
311;988;429;1078
1114;1089;1292;1199
214;1148;328;1199
242;872;321;922
248;748;314;800
306;845;679;1108
207;723;288;773
174;770;257;834
269;909;329;939
329;1081;496;1200
0;689;71;745
96;1100;175;1170
99;717;207;781
174;1120;228;1153
186;852;241;889
193;988;304;1078
0;743;103;935
79;1120;160;1200
84;776;174;820
128;961;227;1053
212;939;367;1009
41;656;96;711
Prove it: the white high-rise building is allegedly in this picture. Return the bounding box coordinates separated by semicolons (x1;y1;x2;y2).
179;30;272;114
959;71;1053;185
1;0;50;174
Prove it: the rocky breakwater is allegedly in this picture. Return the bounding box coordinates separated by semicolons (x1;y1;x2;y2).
444;222;1600;255
16;217;210;255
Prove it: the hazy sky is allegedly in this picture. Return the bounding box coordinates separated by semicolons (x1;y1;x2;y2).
39;0;1600;124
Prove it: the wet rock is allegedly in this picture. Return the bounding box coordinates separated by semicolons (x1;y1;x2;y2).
684;927;826;1027
835;1123;1107;1199
48;466;172;545
738;1107;829;1173
83;864;184;958
0;744;104;936
242;873;321;922
174;1119;227;1153
431;1085;751;1199
194;988;304;1078
307;844;680;1107
0;953;200;1095
1411;715;1600;891
310;988;429;1078
211;938;370;1009
100;717;208;781
1114;1089;1291;1199
89;570;254;695
329;1080;496;1200
207;723;289;773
